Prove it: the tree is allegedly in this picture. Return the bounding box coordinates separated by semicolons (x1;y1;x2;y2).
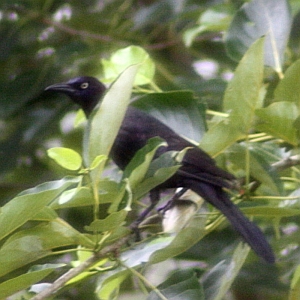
0;0;299;299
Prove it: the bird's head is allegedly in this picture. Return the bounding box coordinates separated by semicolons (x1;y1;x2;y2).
45;76;106;116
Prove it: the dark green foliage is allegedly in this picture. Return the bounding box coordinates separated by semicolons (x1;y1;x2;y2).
0;0;300;299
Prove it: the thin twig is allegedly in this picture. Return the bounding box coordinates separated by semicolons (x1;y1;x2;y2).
42;18;117;43
243;154;300;194
31;235;130;300
119;260;168;300
271;154;300;172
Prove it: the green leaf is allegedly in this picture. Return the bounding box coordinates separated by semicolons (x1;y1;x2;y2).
84;210;128;232
290;264;300;300
294;116;300;142
0;219;94;277
225;0;292;73
132;91;206;142
183;5;233;47
102;45;155;85
148;268;204;300
84;64;140;174
47;147;82;170
50;186;93;209
107;181;128;214
101;226;131;247
203;242;250;300
90;154;107;170
201;38;265;155
74;109;87;127
133;152;181;200
123;137;167;189
255;102;299;146
274;59;300;110
96;269;130;300
200;121;243;157
0;177;79;241
133;166;180;200
96;236;175;298
224;37;265;134
229;143;282;195
123;236;174;265
50;180;124;209
32;207;58;221
0;266;61;299
242;206;300;218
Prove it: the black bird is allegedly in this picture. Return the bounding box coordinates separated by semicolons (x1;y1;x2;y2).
45;76;275;263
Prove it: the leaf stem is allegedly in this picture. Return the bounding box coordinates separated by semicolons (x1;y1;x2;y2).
30;235;131;300
119;260;168;300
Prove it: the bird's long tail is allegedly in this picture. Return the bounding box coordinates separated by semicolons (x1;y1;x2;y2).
184;179;275;263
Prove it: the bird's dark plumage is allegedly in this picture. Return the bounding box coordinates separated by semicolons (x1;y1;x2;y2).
45;76;275;263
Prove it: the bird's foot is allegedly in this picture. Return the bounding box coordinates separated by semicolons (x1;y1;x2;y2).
158;188;189;214
129;197;159;241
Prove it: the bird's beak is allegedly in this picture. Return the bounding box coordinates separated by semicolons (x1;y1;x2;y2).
44;82;75;93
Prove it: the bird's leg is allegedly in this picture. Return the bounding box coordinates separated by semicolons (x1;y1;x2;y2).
129;190;161;240
158;188;189;214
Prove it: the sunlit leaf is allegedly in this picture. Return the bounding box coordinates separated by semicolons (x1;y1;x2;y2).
274;59;300;110
47;147;82;170
0;219;94;277
51;186;93;208
255;102;299;146
0;177;80;241
201;38;265;155
224;37;265;133
50;180;123;209
84;64;140;177
90;154;107;170
96;270;130;300
74;109;87;127
200;121;243;157
102;46;155;85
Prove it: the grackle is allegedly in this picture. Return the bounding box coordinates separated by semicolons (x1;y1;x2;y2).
45;76;275;263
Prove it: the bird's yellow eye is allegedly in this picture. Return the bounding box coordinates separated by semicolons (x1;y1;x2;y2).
80;82;89;89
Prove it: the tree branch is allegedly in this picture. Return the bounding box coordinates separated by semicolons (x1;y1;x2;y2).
244;154;300;194
271;154;300;172
31;235;130;300
42;18;117;43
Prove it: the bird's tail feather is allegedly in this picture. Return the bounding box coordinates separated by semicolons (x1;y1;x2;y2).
184;179;275;263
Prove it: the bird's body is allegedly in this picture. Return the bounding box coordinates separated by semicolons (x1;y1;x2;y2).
112;107;234;188
45;76;275;263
